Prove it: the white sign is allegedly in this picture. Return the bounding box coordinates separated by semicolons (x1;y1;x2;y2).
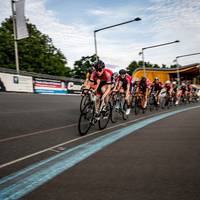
0;73;33;93
15;0;29;40
67;82;82;91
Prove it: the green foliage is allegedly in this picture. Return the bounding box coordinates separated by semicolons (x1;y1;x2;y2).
72;54;98;79
0;17;71;76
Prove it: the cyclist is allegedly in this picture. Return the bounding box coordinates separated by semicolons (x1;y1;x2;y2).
132;78;140;96
113;69;132;115
186;81;192;102
89;60;113;116
179;82;187;97
136;76;149;109
111;72;119;90
172;81;179;105
164;80;172;97
82;67;93;90
150;77;163;105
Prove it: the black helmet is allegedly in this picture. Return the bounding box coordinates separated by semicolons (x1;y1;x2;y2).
119;69;126;75
93;60;105;71
87;67;93;74
141;76;146;82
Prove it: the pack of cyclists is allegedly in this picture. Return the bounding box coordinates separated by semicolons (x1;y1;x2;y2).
82;59;199;118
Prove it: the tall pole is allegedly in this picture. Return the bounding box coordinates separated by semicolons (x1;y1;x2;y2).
11;0;20;74
140;40;180;78
94;31;98;58
93;17;141;60
175;58;180;86
141;49;146;77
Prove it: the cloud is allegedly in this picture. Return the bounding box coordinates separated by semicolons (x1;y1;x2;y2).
0;0;200;69
87;9;111;17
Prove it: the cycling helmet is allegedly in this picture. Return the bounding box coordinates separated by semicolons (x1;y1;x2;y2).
172;81;177;85
154;77;159;81
135;77;140;82
165;80;170;84
87;67;93;74
93;60;105;71
112;72;118;78
181;82;186;86
119;69;126;75
141;76;146;82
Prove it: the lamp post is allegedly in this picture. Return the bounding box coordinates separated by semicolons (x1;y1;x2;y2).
94;17;141;58
139;40;180;77
174;52;200;85
11;0;20;74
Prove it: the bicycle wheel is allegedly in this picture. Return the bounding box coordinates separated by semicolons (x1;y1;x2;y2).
148;95;155;112
80;94;90;113
122;101;128;120
111;100;121;123
134;97;140;115
78;102;95;136
98;102;111;130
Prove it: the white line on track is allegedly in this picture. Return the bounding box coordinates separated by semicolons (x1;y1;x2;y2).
0;123;77;143
0;113;155;169
0;106;196;169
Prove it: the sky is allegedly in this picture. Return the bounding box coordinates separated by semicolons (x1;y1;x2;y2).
0;0;200;71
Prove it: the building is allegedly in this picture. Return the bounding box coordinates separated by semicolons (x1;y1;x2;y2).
132;63;200;84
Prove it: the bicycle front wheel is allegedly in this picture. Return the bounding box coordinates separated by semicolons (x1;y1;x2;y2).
78;102;95;136
98;102;111;130
80;94;90;113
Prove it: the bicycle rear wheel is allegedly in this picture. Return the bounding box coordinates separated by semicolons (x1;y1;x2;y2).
78;102;95;136
111;100;121;123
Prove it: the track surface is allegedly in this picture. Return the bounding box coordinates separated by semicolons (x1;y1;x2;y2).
0;93;200;200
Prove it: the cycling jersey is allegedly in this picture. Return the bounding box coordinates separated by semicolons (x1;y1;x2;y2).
90;68;113;85
151;82;162;93
180;86;187;93
90;68;113;96
187;85;192;92
139;81;148;94
164;84;172;92
116;74;132;91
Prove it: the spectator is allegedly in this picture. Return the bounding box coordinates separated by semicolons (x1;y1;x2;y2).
0;78;6;92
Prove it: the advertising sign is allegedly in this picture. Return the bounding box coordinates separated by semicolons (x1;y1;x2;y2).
34;78;67;95
67;81;82;94
0;72;33;92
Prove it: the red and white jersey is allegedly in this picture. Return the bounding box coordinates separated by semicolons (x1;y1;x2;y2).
90;68;113;84
116;74;132;86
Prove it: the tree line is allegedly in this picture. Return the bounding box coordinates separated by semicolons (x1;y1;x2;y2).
0;17;177;79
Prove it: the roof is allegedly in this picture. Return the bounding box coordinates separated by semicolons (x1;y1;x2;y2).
133;63;200;74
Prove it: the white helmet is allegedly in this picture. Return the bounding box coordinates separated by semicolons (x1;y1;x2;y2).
172;81;176;85
165;80;170;84
135;78;140;82
181;82;186;86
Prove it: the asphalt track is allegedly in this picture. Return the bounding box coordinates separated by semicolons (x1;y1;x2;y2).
0;92;200;200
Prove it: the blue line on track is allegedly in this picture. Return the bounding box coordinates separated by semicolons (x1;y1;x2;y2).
0;105;200;200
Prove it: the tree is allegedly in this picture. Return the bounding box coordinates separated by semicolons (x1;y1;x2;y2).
72;54;98;79
126;60;139;75
126;60;155;75
0;17;71;76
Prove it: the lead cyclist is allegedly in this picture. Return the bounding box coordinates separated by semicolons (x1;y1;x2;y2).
89;60;113;118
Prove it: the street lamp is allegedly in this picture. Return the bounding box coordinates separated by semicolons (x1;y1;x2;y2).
173;52;200;85
139;40;180;77
94;17;142;58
